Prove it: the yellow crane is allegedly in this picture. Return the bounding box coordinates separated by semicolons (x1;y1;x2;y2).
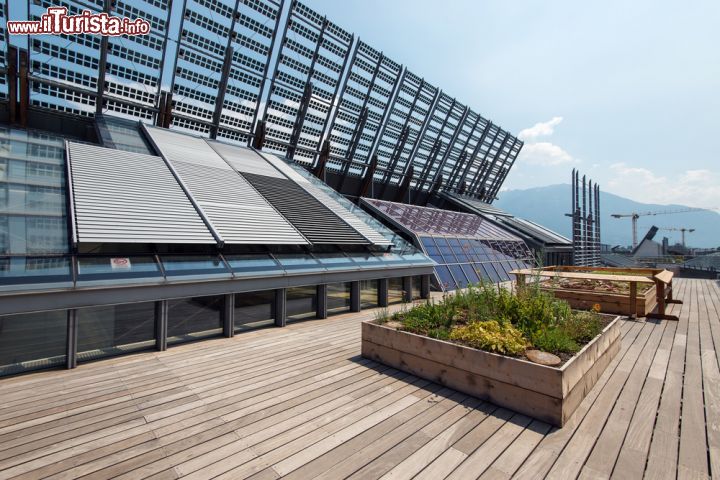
611;207;710;249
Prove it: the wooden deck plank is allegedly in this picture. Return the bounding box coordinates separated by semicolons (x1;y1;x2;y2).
0;279;714;480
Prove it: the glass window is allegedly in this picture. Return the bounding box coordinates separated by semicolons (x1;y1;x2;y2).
235;290;275;331
76;256;162;284
360;279;379;309
327;282;352;314
224;254;283;277
484;263;502;283
161;255;231;278
167;295;224;344
461;264;480;285
449;265;469;289
0;310;67;377
77;302;156;362
388;277;404;304
315;253;356;271
0;255;72;287
412;276;422;299
275;254;322;273
0;128;69;255
434;265;455;291
286;286;317;322
346;252;383;269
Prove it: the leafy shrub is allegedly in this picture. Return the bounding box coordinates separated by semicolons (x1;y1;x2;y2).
560;311;603;343
531;328;579;354
449;320;527;355
399;300;456;340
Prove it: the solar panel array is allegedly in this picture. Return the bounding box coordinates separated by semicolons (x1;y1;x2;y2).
15;0;522;200
28;0;169;119
171;0;281;140
260;1;353;163
362;198;534;290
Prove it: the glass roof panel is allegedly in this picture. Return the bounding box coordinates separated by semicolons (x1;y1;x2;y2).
77;256;162;285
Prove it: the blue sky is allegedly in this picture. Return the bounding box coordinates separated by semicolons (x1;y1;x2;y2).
307;0;720;208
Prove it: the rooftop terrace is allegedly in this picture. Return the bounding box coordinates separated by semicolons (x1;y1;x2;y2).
0;278;718;479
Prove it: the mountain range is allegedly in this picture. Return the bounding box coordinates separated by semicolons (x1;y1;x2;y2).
494;185;720;249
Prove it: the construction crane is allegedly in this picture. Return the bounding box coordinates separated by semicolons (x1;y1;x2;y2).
611;207;710;249
657;227;696;247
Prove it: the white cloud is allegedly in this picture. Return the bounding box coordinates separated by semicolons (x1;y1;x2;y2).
515;116;577;167
518;116;563;141
607;163;720;208
517;141;576;166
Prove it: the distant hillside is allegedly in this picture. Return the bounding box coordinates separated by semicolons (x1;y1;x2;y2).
494;185;720;249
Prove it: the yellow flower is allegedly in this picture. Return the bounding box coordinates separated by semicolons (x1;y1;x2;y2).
591;303;601;313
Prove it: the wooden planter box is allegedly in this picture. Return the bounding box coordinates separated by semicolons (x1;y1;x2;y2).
540;285;657;317
361;316;621;427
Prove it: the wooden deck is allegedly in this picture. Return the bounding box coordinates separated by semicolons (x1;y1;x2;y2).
0;278;718;479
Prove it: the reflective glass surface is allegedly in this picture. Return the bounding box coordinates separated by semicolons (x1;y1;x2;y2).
224;254;283;277
274;254;322;273
168;295;224;344
327;282;352;314
161;255;231;278
360;279;379;309
315;253;357;271
77;256;162;284
388;277;405;305
0;256;72;286
235;290;275;331
286;286;317;322
0;128;69;255
0;310;67;377
77;302;156;361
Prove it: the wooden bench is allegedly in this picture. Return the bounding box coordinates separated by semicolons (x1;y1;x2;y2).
510;267;681;320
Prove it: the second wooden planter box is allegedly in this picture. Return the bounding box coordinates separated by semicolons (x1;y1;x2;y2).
540;286;657;317
361;316;621;427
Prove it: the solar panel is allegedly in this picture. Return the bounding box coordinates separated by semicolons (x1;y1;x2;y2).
324;41;403;177
362;198;533;290
261;0;353;164
171;0;280;140
28;0;169;118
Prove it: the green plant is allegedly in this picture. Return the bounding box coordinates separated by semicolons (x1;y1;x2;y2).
561;311;603;343
531;328;579;354
449;320;528;355
374;307;390;324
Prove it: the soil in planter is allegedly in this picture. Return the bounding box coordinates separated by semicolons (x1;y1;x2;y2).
553;278;653;295
378;283;617;367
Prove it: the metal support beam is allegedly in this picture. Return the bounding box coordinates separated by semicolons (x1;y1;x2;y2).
66;310;78;369
350;281;361;312
155;300;168;351
95;0;112;114
316;284;328;319
358;154;378;200
223;293;235;338
210;46;234;139
420;275;430;299
312;139;330;179
402;276;412;302
18;49;29;127
394;165;414;203
379;125;409;198
274;288;287;327
7;46;17;123
252;119;266;150
378;278;389;307
287;81;313;160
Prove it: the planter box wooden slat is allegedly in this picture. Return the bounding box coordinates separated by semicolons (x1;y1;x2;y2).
541;286;656;317
362;316;621;427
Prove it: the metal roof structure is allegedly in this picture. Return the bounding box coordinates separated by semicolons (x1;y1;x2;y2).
8;0;522;205
442;192;572;246
66;142;216;245
362;198;533;290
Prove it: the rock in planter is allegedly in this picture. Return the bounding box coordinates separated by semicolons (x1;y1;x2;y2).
526;350;562;366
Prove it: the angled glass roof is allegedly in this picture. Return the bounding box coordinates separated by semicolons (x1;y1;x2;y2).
362;198;533;290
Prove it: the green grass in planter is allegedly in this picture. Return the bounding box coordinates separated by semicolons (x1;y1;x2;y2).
394;281;604;356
